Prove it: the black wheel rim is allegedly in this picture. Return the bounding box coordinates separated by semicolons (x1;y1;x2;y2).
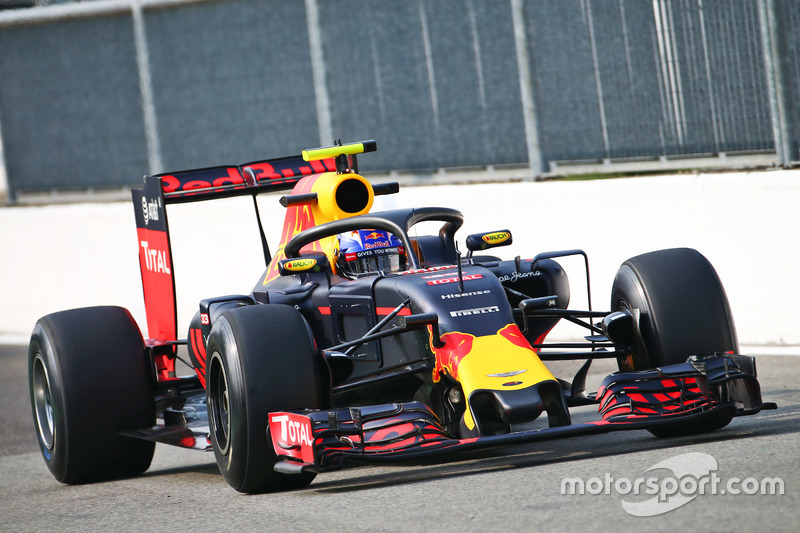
32;354;55;450
209;355;231;454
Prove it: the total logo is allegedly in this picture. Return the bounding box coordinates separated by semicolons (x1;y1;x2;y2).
140;240;171;274
270;414;314;447
141;196;161;226
427;274;483;286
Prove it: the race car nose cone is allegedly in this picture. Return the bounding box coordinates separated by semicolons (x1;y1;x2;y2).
465;379;570;437
469;384;545;431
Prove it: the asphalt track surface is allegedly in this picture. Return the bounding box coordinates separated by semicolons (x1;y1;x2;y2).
1;343;798;532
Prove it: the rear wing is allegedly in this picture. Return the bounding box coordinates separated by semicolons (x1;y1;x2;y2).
131;152;336;377
153;154;337;204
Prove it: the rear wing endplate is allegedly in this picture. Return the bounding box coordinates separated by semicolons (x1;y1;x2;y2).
131;153;336;369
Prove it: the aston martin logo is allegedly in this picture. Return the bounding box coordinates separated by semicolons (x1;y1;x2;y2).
486;369;527;378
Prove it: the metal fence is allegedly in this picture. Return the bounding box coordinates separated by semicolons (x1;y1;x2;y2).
0;0;797;200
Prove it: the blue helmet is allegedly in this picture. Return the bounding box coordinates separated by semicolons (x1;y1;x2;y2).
336;229;405;277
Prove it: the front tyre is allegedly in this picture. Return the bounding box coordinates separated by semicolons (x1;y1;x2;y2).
206;304;325;493
29;306;155;484
610;249;738;437
611;248;738;370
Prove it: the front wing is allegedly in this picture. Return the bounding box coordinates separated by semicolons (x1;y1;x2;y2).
268;355;776;474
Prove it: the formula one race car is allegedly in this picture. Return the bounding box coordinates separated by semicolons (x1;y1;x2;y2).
28;140;776;493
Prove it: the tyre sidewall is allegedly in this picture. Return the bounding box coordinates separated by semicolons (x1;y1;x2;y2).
206;305;322;493
29;323;69;480
611;248;738;369
28;307;155;484
207;319;255;490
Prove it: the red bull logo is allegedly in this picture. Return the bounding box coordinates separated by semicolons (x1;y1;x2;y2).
498;323;532;350
364;231;384;241
430;330;475;383
429;323;557;430
430;323;532;383
262;175;325;284
364;240;391;249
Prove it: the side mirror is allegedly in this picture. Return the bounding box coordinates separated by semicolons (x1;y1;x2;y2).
465;230;513;253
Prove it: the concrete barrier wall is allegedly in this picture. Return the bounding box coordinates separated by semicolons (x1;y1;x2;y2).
2;169;798;345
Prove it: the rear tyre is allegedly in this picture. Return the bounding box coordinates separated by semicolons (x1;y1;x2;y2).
28;306;155;484
610;248;738;436
206;304;325;493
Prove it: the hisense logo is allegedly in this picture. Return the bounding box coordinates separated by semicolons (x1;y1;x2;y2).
441;290;491;299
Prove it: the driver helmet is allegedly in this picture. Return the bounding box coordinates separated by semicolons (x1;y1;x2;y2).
336;229;405;277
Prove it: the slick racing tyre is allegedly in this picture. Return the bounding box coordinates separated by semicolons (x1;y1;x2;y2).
611;248;738;371
28;306;156;484
206;304;326;494
611;249;738;437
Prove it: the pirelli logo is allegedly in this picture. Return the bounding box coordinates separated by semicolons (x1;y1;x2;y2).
450;305;500;317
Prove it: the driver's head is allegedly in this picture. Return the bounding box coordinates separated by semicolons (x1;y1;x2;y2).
336;230;405;278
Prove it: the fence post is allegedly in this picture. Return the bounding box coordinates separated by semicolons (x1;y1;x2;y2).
305;0;333;146
511;0;543;180
758;0;799;166
132;0;163;176
0;108;8;203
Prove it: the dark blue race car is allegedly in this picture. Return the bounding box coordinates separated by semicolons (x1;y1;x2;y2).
29;140;775;493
